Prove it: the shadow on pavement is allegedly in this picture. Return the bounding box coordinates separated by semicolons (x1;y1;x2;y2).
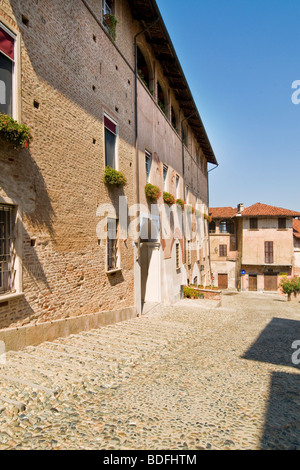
260;372;300;449
242;318;300;449
242;317;300;368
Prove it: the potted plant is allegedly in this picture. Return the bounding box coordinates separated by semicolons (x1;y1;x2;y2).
104;13;118;41
280;276;300;301
0;113;33;149
145;183;161;202
176;199;184;211
104;166;127;187
163;192;175;206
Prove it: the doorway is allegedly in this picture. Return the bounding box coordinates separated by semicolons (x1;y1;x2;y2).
218;273;228;289
249;274;258;292
141;243;161;307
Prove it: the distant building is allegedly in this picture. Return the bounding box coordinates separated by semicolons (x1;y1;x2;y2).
209;203;300;292
293;219;300;276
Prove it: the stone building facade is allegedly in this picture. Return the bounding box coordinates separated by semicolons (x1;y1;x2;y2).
209;203;300;293
0;0;217;347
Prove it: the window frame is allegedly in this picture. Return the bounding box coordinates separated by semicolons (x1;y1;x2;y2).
0;22;17;118
265;241;274;264
145;150;152;183
104;114;118;170
163;164;168;191
250;218;258;230
219;244;227;257
106;217;120;272
278;218;286;229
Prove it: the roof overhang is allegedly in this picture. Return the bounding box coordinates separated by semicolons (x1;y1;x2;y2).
128;0;218;165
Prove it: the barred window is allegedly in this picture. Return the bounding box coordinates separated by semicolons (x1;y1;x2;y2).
107;218;118;271
0;205;14;294
176;242;180;270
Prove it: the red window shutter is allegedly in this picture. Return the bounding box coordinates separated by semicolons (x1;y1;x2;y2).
104;116;117;135
0;26;14;60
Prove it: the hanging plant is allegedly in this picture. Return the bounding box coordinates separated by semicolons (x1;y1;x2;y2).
104;13;118;41
104;166;127;187
0;113;33;149
176;199;184;210
204;213;212;223
163;192;175;206
145;183;161;201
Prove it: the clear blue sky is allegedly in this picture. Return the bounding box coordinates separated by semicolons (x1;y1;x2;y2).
156;0;300;211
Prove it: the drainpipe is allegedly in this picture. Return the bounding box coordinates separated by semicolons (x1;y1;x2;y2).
134;18;159;316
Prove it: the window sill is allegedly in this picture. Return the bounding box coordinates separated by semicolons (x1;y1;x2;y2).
106;268;122;275
0;292;24;303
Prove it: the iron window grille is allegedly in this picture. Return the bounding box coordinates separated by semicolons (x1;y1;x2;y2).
107;217;118;271
0;204;15;294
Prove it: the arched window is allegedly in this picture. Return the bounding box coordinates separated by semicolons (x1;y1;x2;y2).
137;47;150;91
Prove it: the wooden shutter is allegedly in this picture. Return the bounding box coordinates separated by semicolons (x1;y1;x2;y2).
265;241;273;264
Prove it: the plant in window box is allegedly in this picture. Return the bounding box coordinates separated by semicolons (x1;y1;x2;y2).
104;13;118;41
204;213;212;223
163;192;175;206
0;113;33;149
104;166;127;187
176;199;184;211
145;183;161;202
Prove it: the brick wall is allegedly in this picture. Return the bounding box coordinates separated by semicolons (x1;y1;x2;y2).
0;0;137;328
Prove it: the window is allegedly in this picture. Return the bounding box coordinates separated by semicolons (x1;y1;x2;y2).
145;151;151;183
107;218;119;271
163;164;168;191
103;0;113;18
250;218;258;229
219;245;227;257
0;24;16;117
176;175;179;198
187;240;191;266
0;205;14;294
104;115;117;169
265;241;274;264
220;220;234;234
278;218;286;229
209;221;216;233
176;242;180;270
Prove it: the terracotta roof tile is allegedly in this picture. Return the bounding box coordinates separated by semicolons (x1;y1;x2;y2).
209;207;238;219
294;219;300;239
240;203;300;217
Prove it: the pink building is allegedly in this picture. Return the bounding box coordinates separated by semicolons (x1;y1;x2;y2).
209;203;300;292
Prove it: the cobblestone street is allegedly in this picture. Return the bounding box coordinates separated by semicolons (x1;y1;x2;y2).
1;292;300;450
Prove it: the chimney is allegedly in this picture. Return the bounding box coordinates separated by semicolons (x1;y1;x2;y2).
238;203;244;213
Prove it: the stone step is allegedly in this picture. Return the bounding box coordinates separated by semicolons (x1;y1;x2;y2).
3;354;85;386
42;339;138;363
64;333;164;354
0;372;59;396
